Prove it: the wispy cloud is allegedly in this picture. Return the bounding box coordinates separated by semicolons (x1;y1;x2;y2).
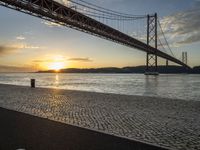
16;36;26;40
160;1;200;46
0;43;41;56
0;45;21;56
33;57;93;63
0;65;34;72
23;45;41;49
68;57;93;62
41;21;63;28
33;59;53;63
55;0;71;6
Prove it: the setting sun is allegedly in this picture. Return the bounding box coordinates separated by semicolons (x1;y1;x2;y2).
48;61;65;71
35;55;68;71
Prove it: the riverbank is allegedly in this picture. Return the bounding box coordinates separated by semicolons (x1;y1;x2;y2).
37;65;200;74
0;84;200;150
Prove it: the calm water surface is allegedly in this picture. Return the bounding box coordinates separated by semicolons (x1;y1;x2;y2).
0;73;199;101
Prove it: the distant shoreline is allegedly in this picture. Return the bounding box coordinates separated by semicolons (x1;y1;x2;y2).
1;65;200;74
37;65;200;74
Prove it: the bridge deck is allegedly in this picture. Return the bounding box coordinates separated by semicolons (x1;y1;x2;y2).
0;0;189;68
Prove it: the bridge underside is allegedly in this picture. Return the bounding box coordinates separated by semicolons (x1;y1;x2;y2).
0;0;190;69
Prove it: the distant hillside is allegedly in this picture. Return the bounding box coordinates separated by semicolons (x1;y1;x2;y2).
37;65;200;74
192;66;200;74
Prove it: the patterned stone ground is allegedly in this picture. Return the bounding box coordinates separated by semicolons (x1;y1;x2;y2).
0;84;200;150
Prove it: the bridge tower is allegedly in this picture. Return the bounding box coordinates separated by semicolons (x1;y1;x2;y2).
145;13;159;75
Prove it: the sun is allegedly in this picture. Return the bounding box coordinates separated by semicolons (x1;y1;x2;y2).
49;62;65;72
37;55;68;71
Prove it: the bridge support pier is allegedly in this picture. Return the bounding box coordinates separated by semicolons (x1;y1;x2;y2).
145;53;158;75
145;13;159;75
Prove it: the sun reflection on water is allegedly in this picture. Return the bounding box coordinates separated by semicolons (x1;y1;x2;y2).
55;74;59;87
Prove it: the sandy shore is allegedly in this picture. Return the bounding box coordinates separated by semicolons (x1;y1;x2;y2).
0;84;200;150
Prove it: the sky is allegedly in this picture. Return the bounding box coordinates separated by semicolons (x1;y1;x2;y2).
0;0;200;72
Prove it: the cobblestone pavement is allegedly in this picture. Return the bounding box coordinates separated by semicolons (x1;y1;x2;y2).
0;84;200;150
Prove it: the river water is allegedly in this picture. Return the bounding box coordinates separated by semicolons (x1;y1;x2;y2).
0;73;199;101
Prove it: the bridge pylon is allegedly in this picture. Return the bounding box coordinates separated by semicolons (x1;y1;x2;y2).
145;13;159;75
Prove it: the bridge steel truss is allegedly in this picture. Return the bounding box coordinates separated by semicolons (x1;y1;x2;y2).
0;0;190;69
146;13;158;73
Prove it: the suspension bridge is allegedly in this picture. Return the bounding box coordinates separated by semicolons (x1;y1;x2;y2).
0;0;190;74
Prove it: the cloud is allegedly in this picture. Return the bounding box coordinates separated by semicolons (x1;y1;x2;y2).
41;21;63;28
55;0;71;6
0;65;33;72
160;1;200;46
16;36;26;40
33;57;92;63
0;43;41;56
68;57;93;62
177;32;200;44
0;45;21;56
33;59;53;63
23;45;41;49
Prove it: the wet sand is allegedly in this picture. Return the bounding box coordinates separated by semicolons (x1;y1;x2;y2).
0;84;200;150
